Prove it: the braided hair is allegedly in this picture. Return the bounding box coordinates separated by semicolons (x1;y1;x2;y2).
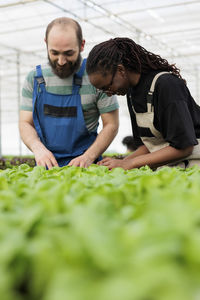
86;37;185;82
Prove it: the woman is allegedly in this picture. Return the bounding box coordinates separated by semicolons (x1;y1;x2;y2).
86;37;200;170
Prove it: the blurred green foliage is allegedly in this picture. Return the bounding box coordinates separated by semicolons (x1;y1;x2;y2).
0;164;200;300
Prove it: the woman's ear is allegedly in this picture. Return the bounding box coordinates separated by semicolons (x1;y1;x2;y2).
117;64;127;77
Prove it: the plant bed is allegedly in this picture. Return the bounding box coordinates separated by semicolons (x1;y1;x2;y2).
0;153;128;170
0;156;36;169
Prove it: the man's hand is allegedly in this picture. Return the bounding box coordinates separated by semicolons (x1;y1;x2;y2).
97;157;131;170
34;147;59;169
67;153;94;168
72;110;119;167
19;111;58;169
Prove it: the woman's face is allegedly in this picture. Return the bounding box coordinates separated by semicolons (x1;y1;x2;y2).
88;69;130;96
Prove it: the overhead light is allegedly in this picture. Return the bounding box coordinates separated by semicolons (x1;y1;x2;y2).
83;0;94;8
173;52;179;57
110;14;118;20
145;34;152;41
147;9;165;23
83;0;105;14
93;5;106;14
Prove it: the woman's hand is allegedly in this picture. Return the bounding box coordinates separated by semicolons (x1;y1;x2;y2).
97;157;131;170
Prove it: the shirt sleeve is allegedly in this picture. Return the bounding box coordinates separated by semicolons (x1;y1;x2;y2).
154;74;198;149
97;91;119;114
20;70;35;111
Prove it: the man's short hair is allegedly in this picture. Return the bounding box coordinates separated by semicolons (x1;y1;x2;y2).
45;17;83;49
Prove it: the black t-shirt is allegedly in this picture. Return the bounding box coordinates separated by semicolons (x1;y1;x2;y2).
127;71;200;150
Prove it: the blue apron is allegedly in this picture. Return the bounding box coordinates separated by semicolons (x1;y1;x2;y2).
32;59;98;167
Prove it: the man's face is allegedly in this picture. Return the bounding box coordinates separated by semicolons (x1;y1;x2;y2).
46;25;84;78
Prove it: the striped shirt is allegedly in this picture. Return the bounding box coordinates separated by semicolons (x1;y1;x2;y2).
20;61;119;132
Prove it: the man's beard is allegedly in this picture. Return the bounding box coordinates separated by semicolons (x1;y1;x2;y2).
48;54;81;79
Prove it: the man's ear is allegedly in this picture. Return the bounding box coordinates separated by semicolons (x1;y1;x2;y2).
80;39;86;52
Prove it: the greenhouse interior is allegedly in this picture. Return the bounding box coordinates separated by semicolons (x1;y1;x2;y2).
0;0;200;155
1;1;200;300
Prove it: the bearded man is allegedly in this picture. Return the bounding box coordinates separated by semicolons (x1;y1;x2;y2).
19;17;119;168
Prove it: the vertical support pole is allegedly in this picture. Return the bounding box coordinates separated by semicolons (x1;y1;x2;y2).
195;66;200;105
0;68;2;157
17;51;22;155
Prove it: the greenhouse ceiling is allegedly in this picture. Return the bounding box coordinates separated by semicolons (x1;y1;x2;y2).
0;0;200;68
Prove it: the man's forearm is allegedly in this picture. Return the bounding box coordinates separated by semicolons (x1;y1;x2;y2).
84;123;118;161
19;121;44;152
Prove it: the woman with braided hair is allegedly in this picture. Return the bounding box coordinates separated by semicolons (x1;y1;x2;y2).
86;37;200;170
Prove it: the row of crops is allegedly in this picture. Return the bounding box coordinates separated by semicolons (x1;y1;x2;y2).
0;154;125;169
1;163;200;300
0;156;35;169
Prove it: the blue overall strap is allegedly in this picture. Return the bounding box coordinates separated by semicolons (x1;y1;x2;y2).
33;65;46;101
36;64;43;77
35;65;46;91
72;59;87;94
76;58;87;78
33;65;46;143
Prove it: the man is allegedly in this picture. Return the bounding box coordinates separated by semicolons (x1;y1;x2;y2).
19;17;119;169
